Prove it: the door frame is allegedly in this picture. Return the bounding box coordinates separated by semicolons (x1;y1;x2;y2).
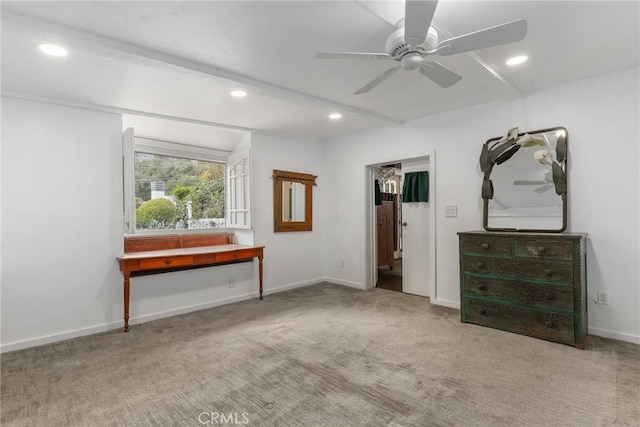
365;152;437;300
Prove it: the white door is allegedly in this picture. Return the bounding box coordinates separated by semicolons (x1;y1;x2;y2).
401;159;430;297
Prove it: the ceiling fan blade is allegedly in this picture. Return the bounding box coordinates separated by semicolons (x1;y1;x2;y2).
534;184;554;194
514;180;547;186
404;0;438;48
316;51;391;60
354;66;400;94
418;61;462;88
436;19;527;56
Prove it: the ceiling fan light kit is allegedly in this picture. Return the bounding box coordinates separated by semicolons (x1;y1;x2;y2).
316;0;527;94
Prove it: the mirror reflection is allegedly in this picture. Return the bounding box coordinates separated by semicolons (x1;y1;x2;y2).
273;169;317;232
282;181;306;222
482;127;567;232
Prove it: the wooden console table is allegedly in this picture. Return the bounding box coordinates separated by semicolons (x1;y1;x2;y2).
117;233;264;332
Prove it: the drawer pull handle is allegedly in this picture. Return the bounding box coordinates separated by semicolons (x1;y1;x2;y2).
544;320;554;328
477;284;486;291
164;259;173;265
544;294;554;301
537;246;546;253
481;243;489;249
478;308;487;315
476;262;485;268
543;268;552;275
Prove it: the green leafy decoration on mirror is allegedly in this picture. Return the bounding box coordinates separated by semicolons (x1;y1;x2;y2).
480;127;566;201
556;134;567;163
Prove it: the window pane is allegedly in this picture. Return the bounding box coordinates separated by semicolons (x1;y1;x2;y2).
235;175;243;207
229;176;237;210
134;152;225;231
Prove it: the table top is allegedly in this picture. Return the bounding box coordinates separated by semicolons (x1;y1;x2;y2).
117;244;264;261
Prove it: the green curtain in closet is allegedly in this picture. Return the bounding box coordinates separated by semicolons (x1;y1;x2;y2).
402;171;429;203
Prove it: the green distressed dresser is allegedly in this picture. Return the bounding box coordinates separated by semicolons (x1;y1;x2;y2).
458;231;588;348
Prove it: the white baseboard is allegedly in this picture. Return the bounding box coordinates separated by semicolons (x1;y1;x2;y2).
131;279;322;325
0;279;324;353
588;327;640;345
430;298;460;310
263;278;323;295
8;282;635;352
0;321;124;354
129;291;258;326
0;292;259;353
428;303;639;344
324;277;366;289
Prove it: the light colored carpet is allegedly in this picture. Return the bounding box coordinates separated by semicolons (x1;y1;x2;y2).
1;282;639;426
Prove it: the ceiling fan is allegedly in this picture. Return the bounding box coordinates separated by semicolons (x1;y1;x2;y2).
514;171;554;193
315;0;527;94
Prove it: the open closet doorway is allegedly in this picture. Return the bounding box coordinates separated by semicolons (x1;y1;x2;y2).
375;164;403;292
369;155;435;299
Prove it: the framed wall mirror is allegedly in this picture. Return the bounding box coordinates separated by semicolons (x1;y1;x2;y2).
481;126;568;232
273;170;317;232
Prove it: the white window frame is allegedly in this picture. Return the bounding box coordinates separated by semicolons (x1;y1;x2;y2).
123;130;250;235
226;150;251;229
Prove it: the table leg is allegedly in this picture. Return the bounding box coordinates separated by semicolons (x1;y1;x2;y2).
259;255;264;300
124;273;130;332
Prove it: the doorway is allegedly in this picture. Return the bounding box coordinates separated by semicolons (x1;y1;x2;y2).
366;154;436;299
375;164;403;292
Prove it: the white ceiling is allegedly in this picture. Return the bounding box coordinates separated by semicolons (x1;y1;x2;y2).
2;1;639;148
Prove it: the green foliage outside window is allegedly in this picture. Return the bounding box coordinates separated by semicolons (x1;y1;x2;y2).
134;153;225;230
136;198;180;229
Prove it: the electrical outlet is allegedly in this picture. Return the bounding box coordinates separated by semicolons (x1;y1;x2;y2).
340;260;345;268
227;278;236;288
597;290;609;305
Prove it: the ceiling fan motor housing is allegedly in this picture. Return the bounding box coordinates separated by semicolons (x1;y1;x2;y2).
401;54;423;70
385;27;439;60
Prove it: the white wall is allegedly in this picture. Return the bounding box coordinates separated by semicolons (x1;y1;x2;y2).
251;133;327;292
1;98;123;350
2;67;637;349
323;67;640;343
0;99;327;351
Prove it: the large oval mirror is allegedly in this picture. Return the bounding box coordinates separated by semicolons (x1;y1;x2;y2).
481;127;568;232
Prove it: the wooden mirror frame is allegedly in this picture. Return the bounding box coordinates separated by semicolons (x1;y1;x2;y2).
273;169;317;232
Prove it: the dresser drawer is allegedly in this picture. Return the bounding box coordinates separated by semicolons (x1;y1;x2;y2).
138;256;194;270
464;298;575;343
461;236;511;255
514;239;574;260
462;255;573;284
463;275;574;312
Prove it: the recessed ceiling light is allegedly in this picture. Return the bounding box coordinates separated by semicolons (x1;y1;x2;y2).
38;43;68;57
230;90;247;98
506;55;528;66
328;113;342;120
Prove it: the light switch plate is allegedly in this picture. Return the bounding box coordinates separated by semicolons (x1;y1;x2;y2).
445;205;458;217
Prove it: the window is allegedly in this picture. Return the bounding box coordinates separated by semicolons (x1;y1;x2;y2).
227;152;250;228
123;129;250;234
